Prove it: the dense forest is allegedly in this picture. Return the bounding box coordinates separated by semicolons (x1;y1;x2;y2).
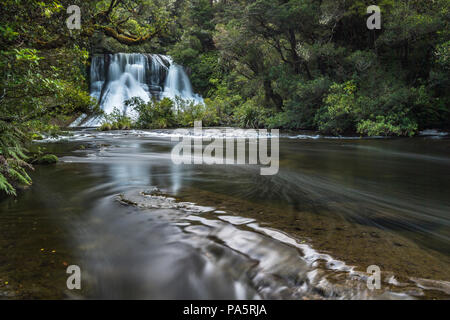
0;0;449;195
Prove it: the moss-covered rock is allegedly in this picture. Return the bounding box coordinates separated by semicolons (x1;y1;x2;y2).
35;154;59;165
31;133;44;141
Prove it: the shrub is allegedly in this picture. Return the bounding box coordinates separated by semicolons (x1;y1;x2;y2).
270;76;331;129
233;99;270;128
99;123;112;131
357;115;418;137
175;97;219;127
99;107;133;130
315;81;358;135
128;97;176;129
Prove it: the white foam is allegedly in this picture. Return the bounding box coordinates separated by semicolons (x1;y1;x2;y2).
218;216;256;225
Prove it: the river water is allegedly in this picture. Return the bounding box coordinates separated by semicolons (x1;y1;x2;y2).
0;129;449;299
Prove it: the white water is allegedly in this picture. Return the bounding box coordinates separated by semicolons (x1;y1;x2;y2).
74;53;203;127
161;56;203;105
99;54;150;119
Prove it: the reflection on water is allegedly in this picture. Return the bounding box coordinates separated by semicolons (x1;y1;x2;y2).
0;129;449;299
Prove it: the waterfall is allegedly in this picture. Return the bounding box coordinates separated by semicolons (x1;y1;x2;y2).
73;53;203;127
161;57;204;106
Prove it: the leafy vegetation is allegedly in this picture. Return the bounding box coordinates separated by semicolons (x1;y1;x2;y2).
100;97;220;129
169;0;449;135
100;107;133;130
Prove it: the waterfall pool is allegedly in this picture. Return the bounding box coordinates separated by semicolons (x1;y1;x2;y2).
0;129;449;299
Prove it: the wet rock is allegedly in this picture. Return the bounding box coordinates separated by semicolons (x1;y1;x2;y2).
35;154;58;165
410;278;450;295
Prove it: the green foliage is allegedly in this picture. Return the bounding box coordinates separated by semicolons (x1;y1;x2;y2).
172;0;449;135
357;115;418;137
0;1;102;196
203;81;246;124
168;0;220;97
175;98;219;127
100;107;133;130
434;41;450;70
0;121;32;196
314;79;425;136
122;97;220;129
99;123;112;131
173;0;449;135
132;97;176;129
315;81;358;135
233;100;271;129
273;76;332;129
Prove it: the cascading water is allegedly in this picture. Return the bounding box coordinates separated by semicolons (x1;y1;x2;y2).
161;56;203;105
72;53;203;127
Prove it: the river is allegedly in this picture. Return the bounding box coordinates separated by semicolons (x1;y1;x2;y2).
0;129;449;299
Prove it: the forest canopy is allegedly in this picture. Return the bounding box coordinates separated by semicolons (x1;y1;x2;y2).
0;0;449;195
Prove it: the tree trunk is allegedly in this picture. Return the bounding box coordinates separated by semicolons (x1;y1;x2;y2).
264;79;283;112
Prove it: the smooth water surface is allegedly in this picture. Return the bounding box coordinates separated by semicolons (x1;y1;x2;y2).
0;129;449;299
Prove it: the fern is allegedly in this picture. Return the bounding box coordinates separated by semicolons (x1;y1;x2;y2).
7;168;31;186
0;172;16;196
0;120;33;196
